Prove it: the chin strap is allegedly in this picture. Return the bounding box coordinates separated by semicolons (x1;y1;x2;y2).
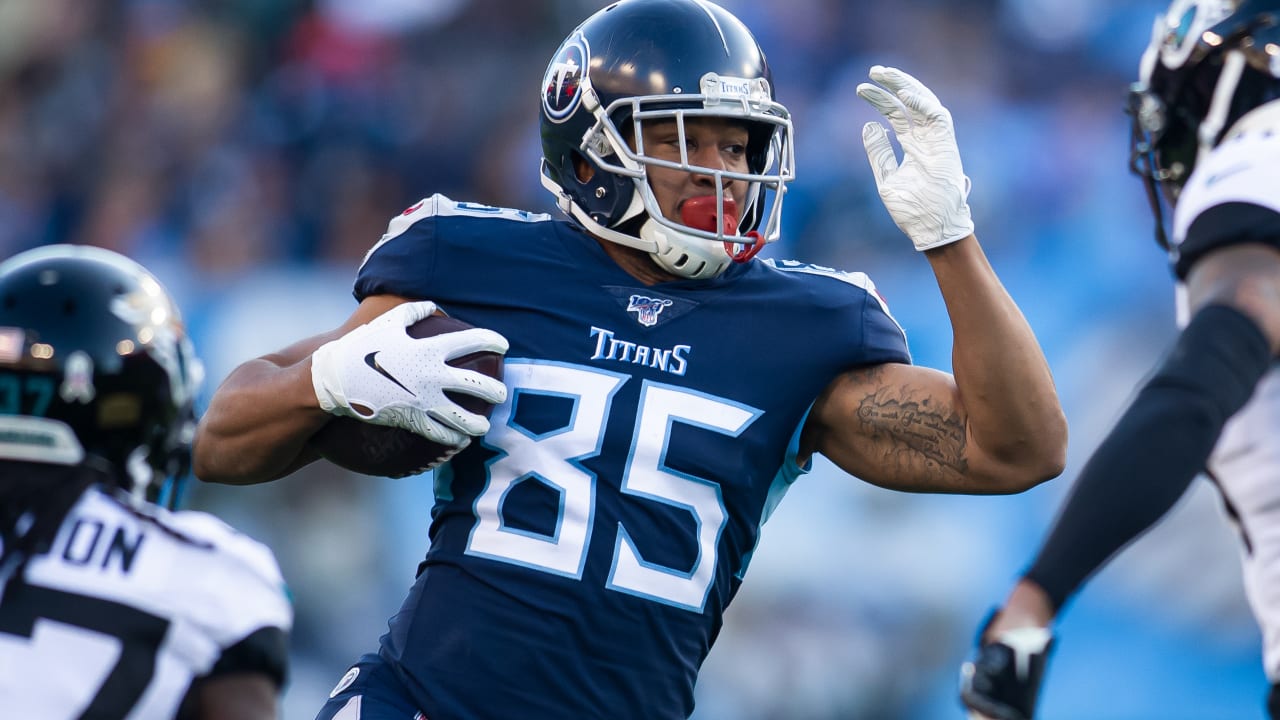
725;231;765;263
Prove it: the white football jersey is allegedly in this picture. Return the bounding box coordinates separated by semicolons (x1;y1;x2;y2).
1171;102;1280;253
1210;369;1280;680
1171;104;1280;681
0;485;293;718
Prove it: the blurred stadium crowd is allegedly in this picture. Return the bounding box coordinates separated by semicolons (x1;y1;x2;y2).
0;0;1267;717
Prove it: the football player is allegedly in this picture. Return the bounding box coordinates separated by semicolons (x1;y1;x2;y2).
960;1;1280;718
193;0;1067;718
0;245;293;719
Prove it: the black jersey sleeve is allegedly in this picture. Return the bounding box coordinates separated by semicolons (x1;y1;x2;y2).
205;625;290;687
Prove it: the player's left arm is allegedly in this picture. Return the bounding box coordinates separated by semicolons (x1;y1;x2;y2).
803;295;1065;496
804;66;1066;494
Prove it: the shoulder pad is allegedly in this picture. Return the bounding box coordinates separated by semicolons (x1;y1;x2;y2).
364;194;553;266
397;194;551;225
763;258;876;290
1173;130;1280;245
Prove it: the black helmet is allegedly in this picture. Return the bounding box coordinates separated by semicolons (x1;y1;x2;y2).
1128;0;1280;247
539;0;795;279
0;245;202;503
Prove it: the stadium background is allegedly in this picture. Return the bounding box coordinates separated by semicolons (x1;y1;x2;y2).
0;0;1263;717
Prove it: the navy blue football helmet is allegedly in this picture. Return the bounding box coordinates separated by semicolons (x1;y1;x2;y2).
1129;0;1280;247
0;245;202;505
539;0;795;279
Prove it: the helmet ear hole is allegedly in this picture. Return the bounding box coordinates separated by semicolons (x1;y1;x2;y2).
572;152;595;183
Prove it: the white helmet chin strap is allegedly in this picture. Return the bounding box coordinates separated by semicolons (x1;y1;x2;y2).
639;218;733;280
541;167;742;280
1198;49;1247;166
573;201;737;281
126;446;156;505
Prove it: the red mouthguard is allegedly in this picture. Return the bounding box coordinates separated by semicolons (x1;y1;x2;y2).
680;196;738;233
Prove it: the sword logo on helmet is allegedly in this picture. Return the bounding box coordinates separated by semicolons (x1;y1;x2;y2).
543;32;589;123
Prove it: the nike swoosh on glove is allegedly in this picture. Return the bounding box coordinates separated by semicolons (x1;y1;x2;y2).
311;300;509;448
857;65;975;251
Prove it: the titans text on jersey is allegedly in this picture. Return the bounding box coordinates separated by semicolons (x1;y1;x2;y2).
588;326;692;375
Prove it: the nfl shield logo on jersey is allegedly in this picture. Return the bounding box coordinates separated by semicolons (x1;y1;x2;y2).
627;295;673;327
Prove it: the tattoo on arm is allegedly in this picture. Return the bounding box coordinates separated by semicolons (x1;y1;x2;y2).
855;382;969;477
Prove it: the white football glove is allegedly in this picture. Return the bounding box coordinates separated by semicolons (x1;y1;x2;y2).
857;65;975;251
311;300;509;448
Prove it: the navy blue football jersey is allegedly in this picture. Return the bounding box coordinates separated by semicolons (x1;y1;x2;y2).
353;195;911;719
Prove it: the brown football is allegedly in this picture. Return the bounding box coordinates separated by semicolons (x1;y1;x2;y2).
309;314;504;478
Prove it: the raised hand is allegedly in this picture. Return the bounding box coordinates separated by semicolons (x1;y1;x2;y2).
857;65;975;251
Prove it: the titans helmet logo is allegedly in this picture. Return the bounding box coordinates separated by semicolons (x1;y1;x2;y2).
543;32;589;123
626;295;673;327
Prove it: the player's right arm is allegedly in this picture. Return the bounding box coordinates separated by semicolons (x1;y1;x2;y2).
194;294;407;485
196;293;508;485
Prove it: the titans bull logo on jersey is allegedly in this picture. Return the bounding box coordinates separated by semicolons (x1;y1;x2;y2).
543;31;587;123
627;295;673;327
